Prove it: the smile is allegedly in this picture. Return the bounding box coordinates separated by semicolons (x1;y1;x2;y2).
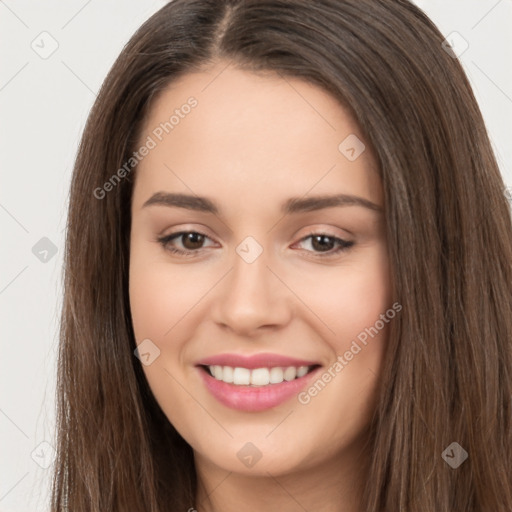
197;364;322;412
204;364;316;386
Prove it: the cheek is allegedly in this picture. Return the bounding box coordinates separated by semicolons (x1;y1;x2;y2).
294;251;392;444
339;266;391;338
294;246;392;347
129;265;168;343
129;251;208;342
129;254;203;427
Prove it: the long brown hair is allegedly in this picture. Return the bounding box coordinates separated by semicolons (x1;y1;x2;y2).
52;1;512;510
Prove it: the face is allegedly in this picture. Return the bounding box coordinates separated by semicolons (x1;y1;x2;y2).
129;61;392;480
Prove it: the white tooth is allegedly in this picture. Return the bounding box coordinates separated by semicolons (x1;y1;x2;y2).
269;367;284;384
222;366;234;383
297;366;309;378
233;367;251;385
250;368;270;386
208;364;309;385
213;365;223;380
283;366;297;381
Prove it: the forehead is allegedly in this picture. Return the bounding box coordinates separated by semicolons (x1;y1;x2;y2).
133;62;382;213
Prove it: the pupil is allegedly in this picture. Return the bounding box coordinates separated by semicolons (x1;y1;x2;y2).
312;235;334;252
184;233;204;249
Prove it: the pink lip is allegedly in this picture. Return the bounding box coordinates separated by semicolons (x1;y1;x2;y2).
196;365;322;412
195;352;319;369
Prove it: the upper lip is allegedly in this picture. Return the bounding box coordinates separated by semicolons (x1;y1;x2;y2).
195;352;320;369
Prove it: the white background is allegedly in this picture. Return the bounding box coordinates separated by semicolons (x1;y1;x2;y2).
1;1;511;510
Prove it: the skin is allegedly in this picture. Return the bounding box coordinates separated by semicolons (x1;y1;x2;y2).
129;60;392;512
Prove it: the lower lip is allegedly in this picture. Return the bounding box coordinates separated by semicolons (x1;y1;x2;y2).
197;366;321;412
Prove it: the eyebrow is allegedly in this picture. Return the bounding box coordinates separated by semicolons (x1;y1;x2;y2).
142;192;383;214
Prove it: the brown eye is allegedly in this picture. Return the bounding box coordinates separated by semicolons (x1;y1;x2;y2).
311;234;336;252
180;232;206;250
294;233;354;257
157;231;215;256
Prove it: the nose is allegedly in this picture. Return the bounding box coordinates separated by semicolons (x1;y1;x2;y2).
211;248;292;337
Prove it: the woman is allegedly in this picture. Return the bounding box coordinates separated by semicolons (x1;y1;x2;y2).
52;0;512;510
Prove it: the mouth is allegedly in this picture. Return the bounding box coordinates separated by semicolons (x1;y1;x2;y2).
196;363;322;412
199;364;321;386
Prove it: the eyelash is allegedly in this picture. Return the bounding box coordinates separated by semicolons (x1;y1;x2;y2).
156;230;355;259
